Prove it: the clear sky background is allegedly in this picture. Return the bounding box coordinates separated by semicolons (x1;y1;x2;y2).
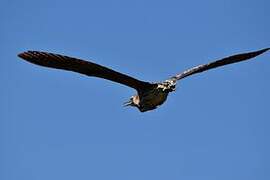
1;0;270;179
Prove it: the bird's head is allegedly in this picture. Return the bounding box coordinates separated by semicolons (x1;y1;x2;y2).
123;95;140;108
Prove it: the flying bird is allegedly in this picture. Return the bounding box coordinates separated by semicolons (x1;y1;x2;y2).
18;48;269;112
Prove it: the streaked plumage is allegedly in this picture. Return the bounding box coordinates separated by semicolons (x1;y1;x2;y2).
18;48;269;112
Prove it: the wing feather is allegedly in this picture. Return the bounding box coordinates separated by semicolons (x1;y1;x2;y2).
173;48;269;80
18;51;153;91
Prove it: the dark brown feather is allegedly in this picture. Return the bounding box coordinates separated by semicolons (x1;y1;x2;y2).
173;48;269;80
18;51;153;91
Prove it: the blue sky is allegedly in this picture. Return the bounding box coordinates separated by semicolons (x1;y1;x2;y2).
1;0;270;179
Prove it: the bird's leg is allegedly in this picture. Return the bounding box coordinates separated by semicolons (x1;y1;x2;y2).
123;95;140;108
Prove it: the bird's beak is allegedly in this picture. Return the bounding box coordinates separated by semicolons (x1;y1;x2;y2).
123;100;133;107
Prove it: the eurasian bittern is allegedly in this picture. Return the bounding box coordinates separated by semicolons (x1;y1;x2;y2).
18;48;269;112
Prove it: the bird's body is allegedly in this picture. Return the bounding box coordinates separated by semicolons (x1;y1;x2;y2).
18;48;269;112
126;79;176;112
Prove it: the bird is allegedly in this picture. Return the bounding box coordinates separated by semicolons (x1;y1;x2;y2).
18;48;269;112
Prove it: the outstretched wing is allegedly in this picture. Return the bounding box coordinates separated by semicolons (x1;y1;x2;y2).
172;48;269;80
18;51;153;91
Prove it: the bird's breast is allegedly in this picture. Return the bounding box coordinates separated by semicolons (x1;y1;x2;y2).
138;88;170;112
